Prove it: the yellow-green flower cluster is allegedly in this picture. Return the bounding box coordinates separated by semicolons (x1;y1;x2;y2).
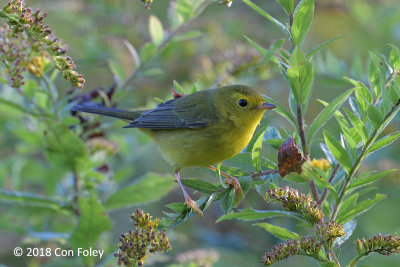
355;234;400;256
262;237;323;266
266;187;324;224
1;0;85;88
311;158;331;171
315;221;345;247
114;209;171;266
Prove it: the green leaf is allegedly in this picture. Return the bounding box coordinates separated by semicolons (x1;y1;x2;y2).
344;108;369;143
243;35;267;55
219;188;234;214
0;98;45;117
256;39;285;66
242;0;291;37
104;173;177;210
69;196;112;265
367;105;383;129
275;0;294;15
307;88;354;144
44;122;88;172
263;95;296;127
181;178;220;194
246;126;268;153
366;131;400;155
0;189;68;212
140;42;157;63
292;0;314;47
308;35;346;60
389;44;400;69
287;46;314;106
173;30;202;42
173;80;185;94
284;172;311;183
252;128;267;171
217;209;300;222
368;53;386;98
324;130;353;174
149;15;164;46
336;194;388;225
108;59;126;85
347;169;397;191
254;222;300;240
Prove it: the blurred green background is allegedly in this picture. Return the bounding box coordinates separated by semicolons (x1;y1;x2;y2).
1;0;400;266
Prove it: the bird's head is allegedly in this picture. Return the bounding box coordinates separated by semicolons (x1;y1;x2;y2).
215;85;276;127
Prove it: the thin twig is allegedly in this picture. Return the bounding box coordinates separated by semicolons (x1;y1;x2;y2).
318;164;340;204
296;104;319;202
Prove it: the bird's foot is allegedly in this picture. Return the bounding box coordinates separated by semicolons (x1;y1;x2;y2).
224;176;244;206
184;196;203;216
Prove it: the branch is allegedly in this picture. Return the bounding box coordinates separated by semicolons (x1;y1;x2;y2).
331;98;400;220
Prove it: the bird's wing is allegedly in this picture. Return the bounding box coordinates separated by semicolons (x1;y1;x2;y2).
124;91;219;129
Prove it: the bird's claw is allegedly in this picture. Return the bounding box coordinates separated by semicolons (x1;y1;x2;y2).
225;176;244;206
185;196;203;216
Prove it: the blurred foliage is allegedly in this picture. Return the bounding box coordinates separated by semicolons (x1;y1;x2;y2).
1;0;400;267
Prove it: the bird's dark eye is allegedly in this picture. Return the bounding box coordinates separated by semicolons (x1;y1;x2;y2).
238;99;247;107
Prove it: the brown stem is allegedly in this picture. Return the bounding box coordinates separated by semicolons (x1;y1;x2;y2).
318;164;340;205
296;104;319;202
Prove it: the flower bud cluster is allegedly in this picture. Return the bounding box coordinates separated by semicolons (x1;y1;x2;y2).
1;0;85;88
266;186;324;224
355;234;400;256
262;237;323;266
114;209;171;266
315;221;345;247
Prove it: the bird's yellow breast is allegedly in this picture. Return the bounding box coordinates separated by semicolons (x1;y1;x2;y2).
141;113;262;169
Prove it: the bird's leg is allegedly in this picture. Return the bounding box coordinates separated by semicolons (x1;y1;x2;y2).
208;166;244;205
174;171;203;216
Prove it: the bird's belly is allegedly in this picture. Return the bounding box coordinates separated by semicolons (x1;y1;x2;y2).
143;124;255;168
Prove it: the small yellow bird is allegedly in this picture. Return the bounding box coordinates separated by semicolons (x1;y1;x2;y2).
72;85;275;215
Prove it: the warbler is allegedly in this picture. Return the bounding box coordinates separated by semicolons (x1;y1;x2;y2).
72;85;275;215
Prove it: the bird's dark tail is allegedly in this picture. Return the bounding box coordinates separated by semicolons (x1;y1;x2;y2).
72;104;143;121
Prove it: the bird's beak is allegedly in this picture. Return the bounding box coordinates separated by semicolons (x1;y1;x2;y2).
257;102;276;110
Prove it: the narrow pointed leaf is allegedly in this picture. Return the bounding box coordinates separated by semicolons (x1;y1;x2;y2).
324;131;353;174
275;0;294;15
336;194;388;225
367;106;383;129
308;35;346;60
242;0;291;37
252;128;267;171
217;209;301;222
243;35;267;54
347;169;397;191
307;89;354;144
254;222;301;240
292;0;314;47
344;108;369;143
366;131;400;155
149;15;164;46
181;178;220;194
